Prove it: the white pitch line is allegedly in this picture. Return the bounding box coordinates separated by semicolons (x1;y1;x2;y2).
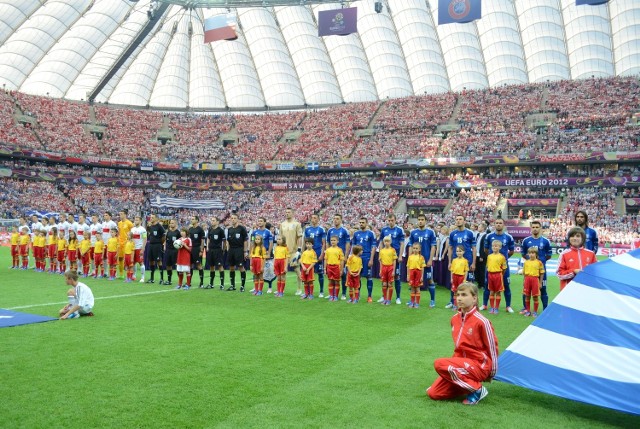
6;289;175;310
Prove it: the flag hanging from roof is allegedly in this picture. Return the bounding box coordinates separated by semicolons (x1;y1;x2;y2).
496;250;640;416
576;0;609;5
438;0;482;25
318;7;358;37
204;14;237;43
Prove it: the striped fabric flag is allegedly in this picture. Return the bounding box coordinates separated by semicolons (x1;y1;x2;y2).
151;196;225;210
496;250;640;415
204;14;237;43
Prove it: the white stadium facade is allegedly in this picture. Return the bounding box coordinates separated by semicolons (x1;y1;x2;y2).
0;0;638;110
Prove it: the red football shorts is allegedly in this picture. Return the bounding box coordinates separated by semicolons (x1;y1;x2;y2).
274;258;286;276
300;264;314;282
523;276;540;296
451;274;466;292
380;264;394;283
488;272;504;292
251;257;264;274
408;268;422;287
346;273;360;288
326;264;341;281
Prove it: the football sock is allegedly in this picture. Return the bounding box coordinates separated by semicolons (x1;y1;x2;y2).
167;271;173;283
525;296;530;312
490;296;495;309
150;266;155;281
533;297;539;313
318;273;324;293
240;271;246;287
178;273;183;285
209;271;215;285
394;279;401;300
495;296;502;309
416;293;421;304
429;285;435;301
367;279;373;298
199;269;205;283
230;271;236;287
187;274;192;286
541;286;548;309
220;271;225;286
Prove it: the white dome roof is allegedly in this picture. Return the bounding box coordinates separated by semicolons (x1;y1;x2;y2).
0;0;637;110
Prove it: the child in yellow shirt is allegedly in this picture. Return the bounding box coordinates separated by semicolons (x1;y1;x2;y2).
346;245;363;303
250;235;267;295
107;229;119;280
448;245;469;310
10;226;19;269
299;238;318;299
124;232;136;283
56;231;68;273
93;234;105;278
487;240;508;314
324;236;344;301
406;243;426;308
80;236;91;277
378;236;398;305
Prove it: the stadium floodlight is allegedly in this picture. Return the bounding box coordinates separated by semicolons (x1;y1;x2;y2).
158;0;348;8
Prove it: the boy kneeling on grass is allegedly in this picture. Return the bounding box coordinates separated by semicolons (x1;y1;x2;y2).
426;282;498;405
59;270;95;319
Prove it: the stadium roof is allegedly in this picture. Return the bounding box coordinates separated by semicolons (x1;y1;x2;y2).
0;0;638;110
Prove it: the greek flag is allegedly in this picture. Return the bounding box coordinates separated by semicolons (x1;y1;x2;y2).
151;196;225;210
496;250;640;415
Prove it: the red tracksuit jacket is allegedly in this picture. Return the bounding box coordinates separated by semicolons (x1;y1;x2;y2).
451;307;499;380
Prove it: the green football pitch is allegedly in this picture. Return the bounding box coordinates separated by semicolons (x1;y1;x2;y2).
1;248;637;428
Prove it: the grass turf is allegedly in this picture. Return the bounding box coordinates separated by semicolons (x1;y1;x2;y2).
1;249;638;429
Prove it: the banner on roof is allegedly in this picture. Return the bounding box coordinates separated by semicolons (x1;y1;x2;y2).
318;7;357;37
150;196;225;210
576;0;609;5
204;14;238;43
438;0;481;25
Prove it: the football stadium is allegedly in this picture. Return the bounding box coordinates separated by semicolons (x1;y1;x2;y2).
1;0;639;427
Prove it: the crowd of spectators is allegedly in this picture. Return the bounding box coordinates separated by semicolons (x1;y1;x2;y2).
0;91;43;150
547;77;639;129
94;105;164;160
351;93;455;160
318;190;402;233
0;178;74;218
279;102;379;161
2;76;639;163
542;126;638;153
14;93;100;156
457;84;543;133
232;111;306;162
166;112;234;162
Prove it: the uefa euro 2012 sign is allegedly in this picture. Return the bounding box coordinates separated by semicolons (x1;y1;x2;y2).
438;0;481;25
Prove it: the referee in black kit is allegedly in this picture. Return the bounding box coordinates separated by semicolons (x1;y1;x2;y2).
225;213;249;292
146;214;166;284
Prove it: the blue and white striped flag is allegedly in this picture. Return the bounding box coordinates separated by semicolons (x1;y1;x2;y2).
496;250;640;415
151;196;225;210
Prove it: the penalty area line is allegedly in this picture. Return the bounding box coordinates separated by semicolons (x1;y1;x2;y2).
6;289;175;311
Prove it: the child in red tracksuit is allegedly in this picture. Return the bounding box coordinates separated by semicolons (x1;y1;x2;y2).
427;282;499;405
557;227;597;290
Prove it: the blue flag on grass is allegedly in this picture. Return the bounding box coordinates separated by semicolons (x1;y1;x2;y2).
496;250;640;416
438;0;481;25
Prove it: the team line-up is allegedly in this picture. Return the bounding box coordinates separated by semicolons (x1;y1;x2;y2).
10;207;598;317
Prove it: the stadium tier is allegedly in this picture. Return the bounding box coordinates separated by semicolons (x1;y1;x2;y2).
1;76;638;164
